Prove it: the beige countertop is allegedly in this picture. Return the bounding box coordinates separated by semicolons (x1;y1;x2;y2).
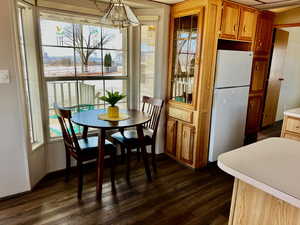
218;138;300;208
284;108;300;118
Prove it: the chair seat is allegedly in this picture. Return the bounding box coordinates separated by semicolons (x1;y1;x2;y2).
111;128;153;148
78;136;115;157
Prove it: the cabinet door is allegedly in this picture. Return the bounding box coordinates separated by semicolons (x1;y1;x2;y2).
254;13;274;55
166;118;177;156
238;7;257;42
180;123;195;165
169;11;203;106
246;95;263;135
220;1;240;40
250;58;269;93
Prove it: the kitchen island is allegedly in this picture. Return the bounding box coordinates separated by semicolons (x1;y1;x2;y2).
218;138;300;225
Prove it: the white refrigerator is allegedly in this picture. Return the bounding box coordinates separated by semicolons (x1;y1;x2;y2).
209;50;253;162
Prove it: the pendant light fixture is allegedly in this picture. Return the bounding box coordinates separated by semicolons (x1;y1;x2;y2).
99;0;140;29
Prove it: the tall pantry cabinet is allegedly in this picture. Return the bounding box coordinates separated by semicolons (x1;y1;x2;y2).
245;12;274;140
165;0;222;168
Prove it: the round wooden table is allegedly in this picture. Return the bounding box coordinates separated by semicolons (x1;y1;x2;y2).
71;109;152;199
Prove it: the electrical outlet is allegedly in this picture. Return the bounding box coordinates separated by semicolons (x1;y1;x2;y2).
0;70;10;84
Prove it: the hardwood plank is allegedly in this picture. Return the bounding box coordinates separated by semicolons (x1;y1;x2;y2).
0;157;233;225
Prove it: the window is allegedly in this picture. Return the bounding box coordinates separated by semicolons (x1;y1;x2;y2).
39;14;128;138
18;5;44;146
140;24;156;100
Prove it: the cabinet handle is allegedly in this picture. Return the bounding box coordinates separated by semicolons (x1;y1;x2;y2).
233;24;237;31
296;126;300;129
243;25;246;32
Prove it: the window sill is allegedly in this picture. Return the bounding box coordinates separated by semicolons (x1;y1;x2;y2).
32;142;44;151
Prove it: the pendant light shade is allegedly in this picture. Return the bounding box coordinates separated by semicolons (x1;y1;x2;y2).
100;0;140;29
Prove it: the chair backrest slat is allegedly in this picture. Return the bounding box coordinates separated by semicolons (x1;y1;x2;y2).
141;96;164;137
54;103;81;154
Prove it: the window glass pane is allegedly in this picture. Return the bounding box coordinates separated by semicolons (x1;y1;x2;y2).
81;25;102;49
75;49;102;77
78;80;105;109
140;25;156;99
41;19;73;47
47;81;80;138
103;50;126;76
105;80;127;109
102;27;124;50
40;15;128;138
43;47;75;77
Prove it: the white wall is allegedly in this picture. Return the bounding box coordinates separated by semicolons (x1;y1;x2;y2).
276;27;300;121
0;0;31;198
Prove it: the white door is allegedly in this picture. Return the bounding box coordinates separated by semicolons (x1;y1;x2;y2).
215;50;253;88
209;87;250;162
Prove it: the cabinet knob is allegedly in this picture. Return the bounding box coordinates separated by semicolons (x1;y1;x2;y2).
233;24;237;32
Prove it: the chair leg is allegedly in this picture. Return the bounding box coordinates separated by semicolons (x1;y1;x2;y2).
136;147;141;161
65;151;71;182
151;144;157;173
110;151;116;194
126;148;131;182
120;145;126;164
77;160;83;199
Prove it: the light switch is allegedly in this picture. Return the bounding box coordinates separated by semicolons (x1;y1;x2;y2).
0;70;10;84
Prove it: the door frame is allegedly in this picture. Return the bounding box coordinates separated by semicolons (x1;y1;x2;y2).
260;23;300;130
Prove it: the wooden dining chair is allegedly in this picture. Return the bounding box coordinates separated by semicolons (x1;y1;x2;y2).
54;104;116;199
111;96;164;181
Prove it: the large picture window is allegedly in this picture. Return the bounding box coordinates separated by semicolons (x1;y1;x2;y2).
40;14;128;138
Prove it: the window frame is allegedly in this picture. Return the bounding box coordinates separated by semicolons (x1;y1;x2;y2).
17;1;45;150
138;20;159;109
36;9;130;141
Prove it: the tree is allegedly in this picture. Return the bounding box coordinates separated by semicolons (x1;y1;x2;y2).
104;53;112;68
62;24;114;73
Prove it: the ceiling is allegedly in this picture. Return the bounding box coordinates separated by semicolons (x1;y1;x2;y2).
152;0;300;12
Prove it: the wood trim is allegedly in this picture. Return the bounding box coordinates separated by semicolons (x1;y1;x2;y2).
274;23;300;28
195;0;222;168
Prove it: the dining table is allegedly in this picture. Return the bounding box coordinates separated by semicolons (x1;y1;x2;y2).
71;109;152;199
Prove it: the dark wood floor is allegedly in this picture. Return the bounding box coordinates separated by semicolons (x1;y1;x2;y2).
258;120;283;141
0;156;233;225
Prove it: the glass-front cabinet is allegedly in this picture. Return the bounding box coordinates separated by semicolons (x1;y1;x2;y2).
169;13;202;105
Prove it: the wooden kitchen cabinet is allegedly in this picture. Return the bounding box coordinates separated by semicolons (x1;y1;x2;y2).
166;118;177;157
246;95;263;135
250;58;269;93
220;1;240;40
220;1;257;42
245;11;274;139
180;123;195;165
238;7;257;42
166;117;196;166
253;13;274;56
281;115;300;142
166;0;222;168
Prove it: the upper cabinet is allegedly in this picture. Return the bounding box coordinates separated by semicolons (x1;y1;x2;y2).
253;13;274;56
220;1;240;40
220;1;257;42
168;10;203;106
238;8;257;41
